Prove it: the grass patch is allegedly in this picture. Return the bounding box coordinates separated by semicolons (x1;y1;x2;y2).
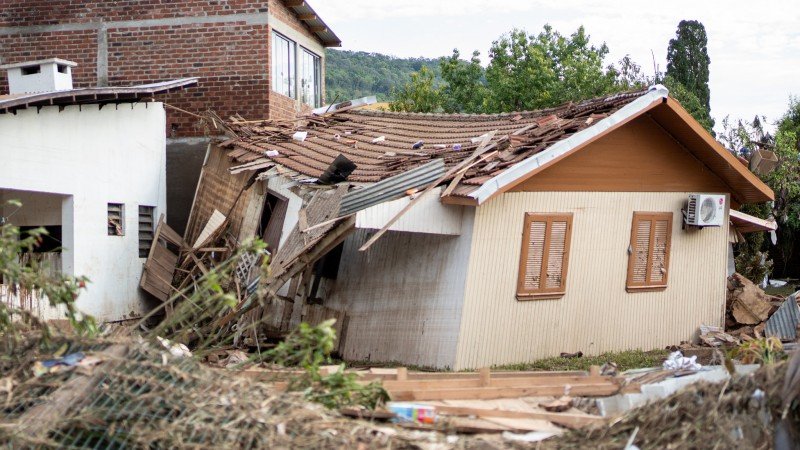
763;281;798;298
492;349;671;373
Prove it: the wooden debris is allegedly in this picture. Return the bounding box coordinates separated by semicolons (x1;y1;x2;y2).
539;396;573;412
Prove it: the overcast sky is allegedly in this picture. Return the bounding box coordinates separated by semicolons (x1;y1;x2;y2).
312;0;800;133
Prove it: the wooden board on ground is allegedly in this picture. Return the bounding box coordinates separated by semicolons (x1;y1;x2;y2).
426;400;606;430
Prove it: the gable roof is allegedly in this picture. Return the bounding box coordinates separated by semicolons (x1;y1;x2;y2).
0;78;198;114
219;86;773;206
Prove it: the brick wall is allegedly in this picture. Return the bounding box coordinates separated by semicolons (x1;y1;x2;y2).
0;0;326;135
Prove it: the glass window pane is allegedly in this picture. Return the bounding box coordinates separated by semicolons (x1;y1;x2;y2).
300;48;321;107
271;32;295;98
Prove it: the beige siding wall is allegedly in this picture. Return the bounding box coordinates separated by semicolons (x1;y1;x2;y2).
327;208;475;369
454;191;729;370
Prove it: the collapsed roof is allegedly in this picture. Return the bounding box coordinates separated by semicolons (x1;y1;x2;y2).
218;86;774;205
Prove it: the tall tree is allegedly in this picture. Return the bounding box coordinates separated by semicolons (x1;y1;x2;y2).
666;20;713;129
439;49;487;113
485;26;618;112
389;66;442;113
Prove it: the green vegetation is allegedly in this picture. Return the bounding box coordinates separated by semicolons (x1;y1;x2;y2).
325;49;441;102
720;99;800;279
267;319;389;409
492;349;671;372
666;20;713;131
0;200;97;345
390;25;627;114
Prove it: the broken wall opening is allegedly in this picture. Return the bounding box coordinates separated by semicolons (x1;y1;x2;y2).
0;188;73;319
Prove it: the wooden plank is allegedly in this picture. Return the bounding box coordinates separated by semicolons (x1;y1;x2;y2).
193;209;226;249
356;370;588;381
429;404;606;430
390;383;620;401
380;376;614;391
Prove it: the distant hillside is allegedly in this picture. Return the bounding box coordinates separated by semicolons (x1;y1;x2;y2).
325;49;442;102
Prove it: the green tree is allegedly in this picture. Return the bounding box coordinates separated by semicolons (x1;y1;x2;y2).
664;75;715;133
666;20;713;129
439;49;487;113
485;26;618;111
720;100;800;278
389;65;442;113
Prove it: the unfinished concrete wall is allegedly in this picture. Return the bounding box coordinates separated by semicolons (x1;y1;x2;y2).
454;191;729;370
0;103;167;321
326;209;475;369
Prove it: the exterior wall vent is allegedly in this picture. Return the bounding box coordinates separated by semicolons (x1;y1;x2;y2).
0;58;77;94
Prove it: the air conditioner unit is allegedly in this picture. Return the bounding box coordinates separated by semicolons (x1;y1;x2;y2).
685;194;726;227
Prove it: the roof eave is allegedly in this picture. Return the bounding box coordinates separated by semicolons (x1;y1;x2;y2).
467;86;670;205
0;77;198;113
285;1;342;47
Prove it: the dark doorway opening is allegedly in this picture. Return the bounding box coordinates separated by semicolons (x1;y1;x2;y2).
258;192;289;254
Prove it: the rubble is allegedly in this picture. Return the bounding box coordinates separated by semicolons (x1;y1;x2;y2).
541;354;800;449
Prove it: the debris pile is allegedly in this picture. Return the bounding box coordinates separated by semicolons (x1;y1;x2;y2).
697;273;798;348
540;354;800;449
0;333;489;449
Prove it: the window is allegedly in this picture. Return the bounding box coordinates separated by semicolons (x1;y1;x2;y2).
299;48;321;107
272;31;295;98
108;203;124;236
626;212;673;291
138;206;155;258
516;213;573;300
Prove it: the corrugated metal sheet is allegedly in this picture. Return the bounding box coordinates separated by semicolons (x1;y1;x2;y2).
326;209;476;369
453;191;729;370
765;295;799;341
338;159;444;216
354;186;463;235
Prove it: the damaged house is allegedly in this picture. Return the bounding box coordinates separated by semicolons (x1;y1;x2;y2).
175;85;775;370
0;58;196;320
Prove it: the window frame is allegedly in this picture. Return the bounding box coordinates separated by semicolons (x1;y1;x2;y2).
626;211;673;292
271;31;296;99
299;46;322;107
138;205;156;258
516;212;574;300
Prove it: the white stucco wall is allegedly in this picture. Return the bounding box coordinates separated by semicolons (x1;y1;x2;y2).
0;103;167;321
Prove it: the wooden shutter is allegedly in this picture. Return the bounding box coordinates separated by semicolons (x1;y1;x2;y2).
517;213;573;300
626;212;673;291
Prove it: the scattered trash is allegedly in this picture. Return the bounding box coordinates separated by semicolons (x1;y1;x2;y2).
371;136;386;143
560;351;583;358
411;140;424;149
387;402;436;424
452;143;462;150
292;131;308;142
433;144;447;149
700;324;739;347
265;150;280;157
502;431;558;442
471;133;489;143
768;279;787;287
157;336;192;358
662;351;701;371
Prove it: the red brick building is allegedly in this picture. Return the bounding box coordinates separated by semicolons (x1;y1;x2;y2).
0;0;340;232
